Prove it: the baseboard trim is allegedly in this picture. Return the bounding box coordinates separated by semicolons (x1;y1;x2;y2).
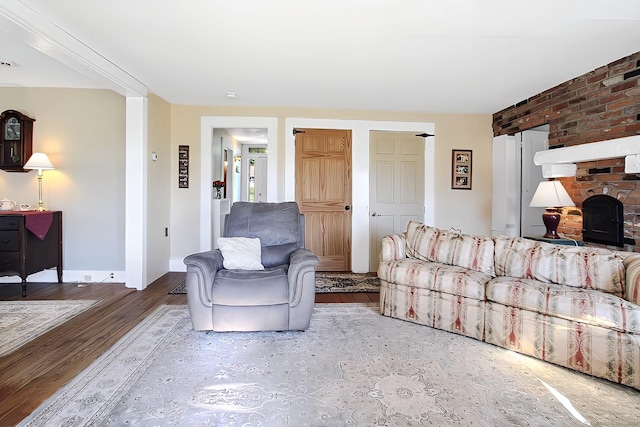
0;270;126;284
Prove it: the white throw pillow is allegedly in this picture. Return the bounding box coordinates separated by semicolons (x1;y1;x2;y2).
217;237;265;270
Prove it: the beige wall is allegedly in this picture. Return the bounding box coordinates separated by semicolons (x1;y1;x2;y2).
431;113;493;235
0;88;126;277
170;105;493;268
0;89;493;279
146;93;172;282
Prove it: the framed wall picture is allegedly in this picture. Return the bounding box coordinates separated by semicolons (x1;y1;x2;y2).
451;149;472;190
178;145;189;188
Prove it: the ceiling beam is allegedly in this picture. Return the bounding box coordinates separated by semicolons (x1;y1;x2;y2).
0;0;147;97
534;135;640;177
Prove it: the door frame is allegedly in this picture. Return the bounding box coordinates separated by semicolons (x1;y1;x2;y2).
199;117;278;252
284;118;435;273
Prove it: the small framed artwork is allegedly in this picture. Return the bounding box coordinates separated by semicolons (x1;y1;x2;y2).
451;149;472;190
178;145;189;188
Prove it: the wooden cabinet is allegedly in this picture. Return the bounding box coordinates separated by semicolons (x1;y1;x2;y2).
0;211;62;296
0;109;35;171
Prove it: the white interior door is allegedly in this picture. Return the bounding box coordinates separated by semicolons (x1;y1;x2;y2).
519;130;548;237
492;134;519;236
253;157;268;203
369;131;425;271
241;144;268;202
492;129;548;238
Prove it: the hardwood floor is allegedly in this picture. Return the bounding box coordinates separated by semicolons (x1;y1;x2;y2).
0;272;378;426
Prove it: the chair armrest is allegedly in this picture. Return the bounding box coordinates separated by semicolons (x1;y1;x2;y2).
288;248;320;306
183;250;224;304
380;233;407;262
623;253;640;305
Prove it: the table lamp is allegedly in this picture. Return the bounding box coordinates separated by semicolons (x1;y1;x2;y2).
23;152;55;211
529;180;575;239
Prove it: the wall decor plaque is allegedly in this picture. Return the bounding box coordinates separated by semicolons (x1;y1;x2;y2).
178;145;189;188
451;149;472;190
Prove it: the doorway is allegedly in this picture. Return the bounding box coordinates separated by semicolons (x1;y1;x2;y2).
199;117;278;252
491;127;548;237
295;128;352;271
369;131;425;271
284;118;435;273
241;144;268;202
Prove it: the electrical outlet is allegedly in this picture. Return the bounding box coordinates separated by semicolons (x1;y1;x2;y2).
84;275;91;281
109;272;115;279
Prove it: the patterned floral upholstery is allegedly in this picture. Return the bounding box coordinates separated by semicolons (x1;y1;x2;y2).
405;221;495;275
380;280;486;340
487;277;640;334
378;258;492;300
485;303;640;390
378;222;640;390
494;236;625;296
624;253;640;305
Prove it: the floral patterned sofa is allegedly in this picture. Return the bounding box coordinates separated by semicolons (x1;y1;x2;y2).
378;220;640;390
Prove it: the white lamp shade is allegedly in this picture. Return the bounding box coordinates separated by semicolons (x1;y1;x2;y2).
23;153;55;170
529;181;575;208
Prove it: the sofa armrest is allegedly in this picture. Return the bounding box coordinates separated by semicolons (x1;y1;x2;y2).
288;248;320;306
183;250;224;305
623;253;640;305
380;233;407;262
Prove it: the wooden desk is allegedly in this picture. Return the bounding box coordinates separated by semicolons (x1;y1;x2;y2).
0;211;62;297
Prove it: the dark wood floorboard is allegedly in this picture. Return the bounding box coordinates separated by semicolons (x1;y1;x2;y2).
0;272;379;426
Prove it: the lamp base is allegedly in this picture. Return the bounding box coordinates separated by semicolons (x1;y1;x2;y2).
542;208;562;239
36;173;47;212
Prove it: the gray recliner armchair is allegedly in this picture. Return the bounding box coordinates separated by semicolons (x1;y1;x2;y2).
183;201;320;331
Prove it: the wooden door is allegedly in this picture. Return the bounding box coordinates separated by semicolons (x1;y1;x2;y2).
369;131;424;270
295;128;352;271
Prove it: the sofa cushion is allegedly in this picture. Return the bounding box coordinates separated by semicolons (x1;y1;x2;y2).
486;276;640;334
212;267;288;305
378;258;492;300
493;236;625;296
404;221;495;276
380;280;486;341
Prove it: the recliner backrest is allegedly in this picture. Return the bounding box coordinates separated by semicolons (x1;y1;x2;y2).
224;202;305;267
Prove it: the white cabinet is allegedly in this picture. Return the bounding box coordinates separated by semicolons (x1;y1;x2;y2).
211;199;231;249
492;131;548;238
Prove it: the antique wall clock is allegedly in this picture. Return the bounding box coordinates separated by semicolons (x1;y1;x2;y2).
0;109;35;172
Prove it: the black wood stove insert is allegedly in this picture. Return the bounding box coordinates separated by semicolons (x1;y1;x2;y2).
582;194;624;247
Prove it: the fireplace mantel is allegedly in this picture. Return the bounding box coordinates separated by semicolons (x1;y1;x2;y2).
534;135;640;178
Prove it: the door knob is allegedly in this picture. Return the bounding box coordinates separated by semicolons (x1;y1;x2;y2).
371;212;376;217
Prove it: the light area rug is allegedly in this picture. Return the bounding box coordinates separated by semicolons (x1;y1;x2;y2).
0;300;100;358
19;304;640;426
169;273;381;294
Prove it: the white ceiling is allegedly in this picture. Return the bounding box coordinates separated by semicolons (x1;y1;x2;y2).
1;0;640;114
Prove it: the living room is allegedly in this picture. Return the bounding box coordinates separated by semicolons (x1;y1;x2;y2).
1;2;639;288
1;1;640;425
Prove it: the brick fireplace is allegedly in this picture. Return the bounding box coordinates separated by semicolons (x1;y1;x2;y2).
493;51;640;252
557;160;638;251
